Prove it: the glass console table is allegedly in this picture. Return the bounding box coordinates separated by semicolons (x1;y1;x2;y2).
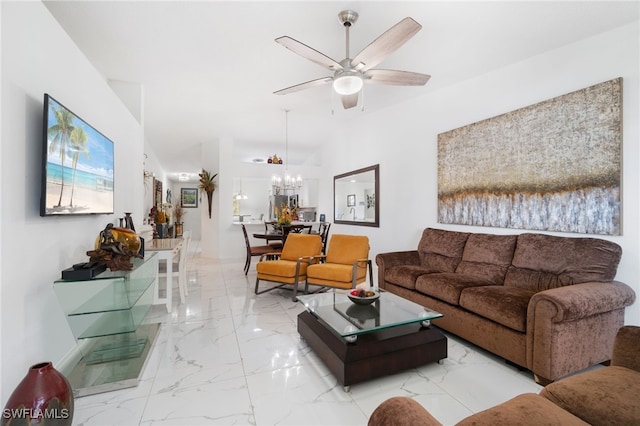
53;253;160;396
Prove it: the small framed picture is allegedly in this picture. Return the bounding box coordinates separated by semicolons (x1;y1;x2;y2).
181;188;198;208
347;194;356;207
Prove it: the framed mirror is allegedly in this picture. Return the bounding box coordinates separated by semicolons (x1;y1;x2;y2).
334;164;379;227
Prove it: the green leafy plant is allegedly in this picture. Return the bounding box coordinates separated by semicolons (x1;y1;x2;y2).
198;169;218;218
198;169;217;193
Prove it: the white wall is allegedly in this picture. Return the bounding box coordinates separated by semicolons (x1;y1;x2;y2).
326;22;640;325
1;2;144;402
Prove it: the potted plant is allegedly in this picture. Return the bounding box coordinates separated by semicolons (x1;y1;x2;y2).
198;169;218;219
174;204;185;237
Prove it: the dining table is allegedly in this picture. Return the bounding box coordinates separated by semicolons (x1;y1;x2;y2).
252;231;284;242
253;225;319;244
144;237;183;312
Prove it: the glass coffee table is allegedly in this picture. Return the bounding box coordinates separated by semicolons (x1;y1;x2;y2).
297;290;447;391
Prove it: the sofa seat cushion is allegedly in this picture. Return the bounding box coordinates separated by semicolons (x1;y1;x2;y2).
457;393;589;426
540;366;640;426
459;286;535;332
455;233;517;284
415;273;494;305
418;228;469;272
385;265;437;290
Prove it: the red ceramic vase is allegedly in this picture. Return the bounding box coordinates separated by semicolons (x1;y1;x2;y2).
2;362;73;425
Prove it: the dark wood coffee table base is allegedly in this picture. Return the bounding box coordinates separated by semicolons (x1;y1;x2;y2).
297;310;447;391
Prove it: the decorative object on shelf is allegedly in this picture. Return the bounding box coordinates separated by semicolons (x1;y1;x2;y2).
267;154;282;164
124;212;135;231
87;224;142;271
173;204;185;237
271;110;303;195
198;169;218;219
180;188;198;208
161;203;172;224
2;361;73;425
155;210;166;224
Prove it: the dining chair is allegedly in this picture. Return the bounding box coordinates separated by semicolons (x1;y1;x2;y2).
305;234;373;294
318;222;331;254
255;233;323;301
242;224;280;275
282;224;313;244
158;229;191;303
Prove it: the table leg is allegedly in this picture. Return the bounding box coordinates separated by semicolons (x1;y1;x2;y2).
166;257;174;311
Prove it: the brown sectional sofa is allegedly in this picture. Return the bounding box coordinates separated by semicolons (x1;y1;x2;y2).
376;228;636;384
368;325;640;425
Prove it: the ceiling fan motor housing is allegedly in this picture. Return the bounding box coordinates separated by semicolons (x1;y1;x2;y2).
338;10;359;27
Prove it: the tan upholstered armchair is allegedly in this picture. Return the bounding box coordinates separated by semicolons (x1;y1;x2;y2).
305;234;373;293
255;233;323;301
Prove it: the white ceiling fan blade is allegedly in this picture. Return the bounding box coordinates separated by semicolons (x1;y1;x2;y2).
351;17;421;71
365;69;431;86
273;76;333;95
341;93;359;109
276;36;343;71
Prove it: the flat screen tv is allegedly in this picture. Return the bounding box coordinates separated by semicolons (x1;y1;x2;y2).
40;94;114;216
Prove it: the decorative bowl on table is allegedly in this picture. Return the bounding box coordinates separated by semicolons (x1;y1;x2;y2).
347;289;380;305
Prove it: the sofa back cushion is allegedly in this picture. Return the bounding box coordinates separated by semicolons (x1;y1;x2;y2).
455;233;518;284
504;233;622;291
418;228;469;272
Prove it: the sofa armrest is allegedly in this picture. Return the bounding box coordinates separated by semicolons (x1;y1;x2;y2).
526;280;636;382
376;250;421;268
375;251;420;290
528;281;636;323
368;397;443;426
612;325;640;372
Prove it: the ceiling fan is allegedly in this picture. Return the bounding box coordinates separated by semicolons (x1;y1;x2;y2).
273;10;431;109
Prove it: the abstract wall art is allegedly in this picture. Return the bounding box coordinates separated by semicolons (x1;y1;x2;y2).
438;78;622;235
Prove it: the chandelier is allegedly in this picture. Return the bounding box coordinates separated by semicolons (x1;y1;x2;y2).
272;109;302;195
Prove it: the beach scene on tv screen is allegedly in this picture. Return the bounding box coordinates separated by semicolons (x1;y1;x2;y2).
44;97;114;215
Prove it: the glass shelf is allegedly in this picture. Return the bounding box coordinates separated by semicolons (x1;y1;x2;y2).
53;253;157;339
53;253;161;397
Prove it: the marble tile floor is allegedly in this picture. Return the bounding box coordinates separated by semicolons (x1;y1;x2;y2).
72;240;543;426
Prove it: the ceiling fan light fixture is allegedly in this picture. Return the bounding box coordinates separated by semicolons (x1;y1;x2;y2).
333;74;363;95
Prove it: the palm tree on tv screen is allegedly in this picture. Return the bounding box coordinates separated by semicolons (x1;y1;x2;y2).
69;126;89;208
48;106;74;207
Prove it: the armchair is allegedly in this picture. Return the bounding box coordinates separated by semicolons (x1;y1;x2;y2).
305;234;373;293
255;233;323;301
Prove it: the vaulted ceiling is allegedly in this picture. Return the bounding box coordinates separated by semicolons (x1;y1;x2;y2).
44;1;639;179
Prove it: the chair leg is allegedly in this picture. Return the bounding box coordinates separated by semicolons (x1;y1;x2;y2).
178;274;186;303
244;255;251;275
292;279;298;302
255;277;260;294
178;270;187;302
